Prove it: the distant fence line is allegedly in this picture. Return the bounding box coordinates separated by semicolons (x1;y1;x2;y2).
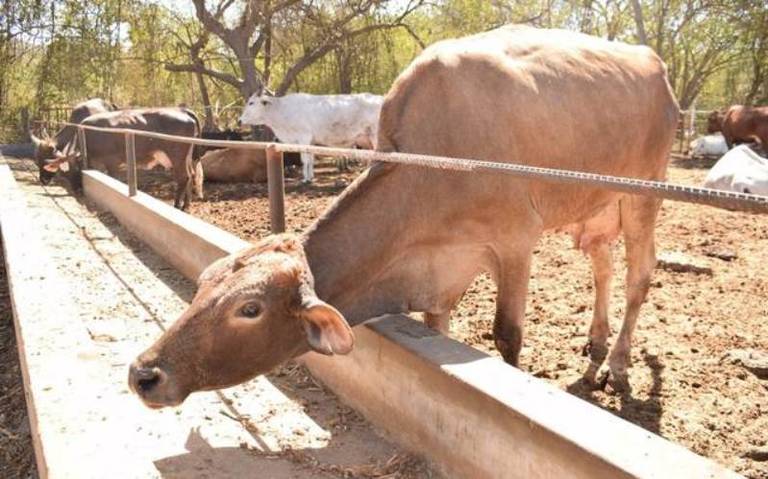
52;121;768;226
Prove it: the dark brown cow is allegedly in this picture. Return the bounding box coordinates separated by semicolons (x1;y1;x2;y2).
708;105;768;150
30;98;119;188
44;108;203;209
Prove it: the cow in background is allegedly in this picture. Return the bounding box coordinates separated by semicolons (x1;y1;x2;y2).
43;108;203;210
689;133;729;158
704;145;768;196
199;128;302;179
201;148;267;184
239;92;383;183
30;98;119;189
708;105;768;153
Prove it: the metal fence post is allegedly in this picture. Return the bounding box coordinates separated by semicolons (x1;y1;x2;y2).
77;127;88;169
125;132;137;197
266;144;286;233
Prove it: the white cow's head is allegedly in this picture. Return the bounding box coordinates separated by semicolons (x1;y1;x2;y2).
240;94;274;126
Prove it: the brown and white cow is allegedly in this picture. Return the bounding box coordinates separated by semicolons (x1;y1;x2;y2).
30;98;119;189
44;108;204;210
708;105;768;152
130;25;679;408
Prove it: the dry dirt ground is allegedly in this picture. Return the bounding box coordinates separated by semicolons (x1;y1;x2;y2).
0;157;435;479
0;248;38;478
126;156;768;478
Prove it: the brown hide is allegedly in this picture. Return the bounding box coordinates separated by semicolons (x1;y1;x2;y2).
131;25;679;407
721;105;768;149
201;148;267;183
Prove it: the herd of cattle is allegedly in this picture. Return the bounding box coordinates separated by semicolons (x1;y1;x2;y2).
18;25;767;406
30;88;768;212
29;91;384;209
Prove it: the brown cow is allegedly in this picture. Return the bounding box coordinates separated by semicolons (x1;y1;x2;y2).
130;25;678;408
30;98;119;189
44;108;203;209
201;148;267;183
709;105;768;151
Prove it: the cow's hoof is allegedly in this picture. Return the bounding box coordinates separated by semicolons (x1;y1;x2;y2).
599;370;632;395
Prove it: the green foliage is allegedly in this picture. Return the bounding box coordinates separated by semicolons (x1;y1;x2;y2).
0;0;766;142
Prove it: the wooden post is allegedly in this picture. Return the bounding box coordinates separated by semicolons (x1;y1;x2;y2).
77;127;88;169
125;133;137;197
20;107;30;140
266;145;286;233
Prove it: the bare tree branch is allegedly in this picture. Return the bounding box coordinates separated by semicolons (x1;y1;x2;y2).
165;62;243;88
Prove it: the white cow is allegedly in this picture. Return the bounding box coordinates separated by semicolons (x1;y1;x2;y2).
703;144;768;195
239;93;384;182
690;133;729;158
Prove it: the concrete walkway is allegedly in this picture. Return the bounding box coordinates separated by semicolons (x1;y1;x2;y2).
0;157;430;479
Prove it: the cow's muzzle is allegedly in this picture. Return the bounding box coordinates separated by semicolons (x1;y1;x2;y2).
128;361;183;408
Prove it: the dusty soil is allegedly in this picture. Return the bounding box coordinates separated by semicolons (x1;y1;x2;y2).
0;248;38;479
1;158;436;479
126;156;768;478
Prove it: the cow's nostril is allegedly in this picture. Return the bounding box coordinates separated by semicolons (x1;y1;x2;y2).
131;365;164;393
138;373;161;392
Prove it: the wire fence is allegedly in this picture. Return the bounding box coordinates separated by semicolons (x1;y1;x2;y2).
55;121;768;232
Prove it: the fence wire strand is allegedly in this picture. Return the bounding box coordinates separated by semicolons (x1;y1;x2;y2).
53;121;768;215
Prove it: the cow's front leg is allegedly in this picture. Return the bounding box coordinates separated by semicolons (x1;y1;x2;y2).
493;249;534;367
424;311;450;334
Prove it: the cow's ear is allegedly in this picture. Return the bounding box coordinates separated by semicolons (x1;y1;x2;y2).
43;157;68;173
299;297;353;356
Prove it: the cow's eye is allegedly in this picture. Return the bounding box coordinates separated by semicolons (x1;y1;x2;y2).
261;100;269;106
239;302;261;318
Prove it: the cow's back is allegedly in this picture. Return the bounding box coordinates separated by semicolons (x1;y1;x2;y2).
81;108;198;159
274;93;383;147
377;25;679;228
56;98;117;151
202;148;267;183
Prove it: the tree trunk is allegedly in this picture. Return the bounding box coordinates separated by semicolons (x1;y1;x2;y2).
630;0;648;45
336;48;352;94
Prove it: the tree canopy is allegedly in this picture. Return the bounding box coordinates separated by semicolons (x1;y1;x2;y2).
1;0;766;141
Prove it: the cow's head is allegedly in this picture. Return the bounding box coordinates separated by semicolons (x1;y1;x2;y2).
707;109;726;134
30;130;62;185
129;234;353;408
239;93;274;126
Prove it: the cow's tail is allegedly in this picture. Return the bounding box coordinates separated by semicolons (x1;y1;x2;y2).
183;108;205;200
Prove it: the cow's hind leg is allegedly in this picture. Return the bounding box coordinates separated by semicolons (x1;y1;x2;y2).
607;195;660;392
582;242;613;384
300;149;314;183
493;244;536;367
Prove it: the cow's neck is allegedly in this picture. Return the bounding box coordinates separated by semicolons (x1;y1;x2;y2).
302;163;421;325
